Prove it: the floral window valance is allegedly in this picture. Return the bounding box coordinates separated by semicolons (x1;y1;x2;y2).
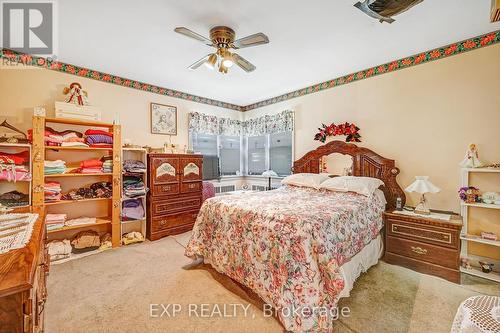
243;110;294;136
188;110;293;137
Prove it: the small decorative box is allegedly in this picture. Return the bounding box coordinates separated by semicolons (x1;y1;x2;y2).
55;101;101;121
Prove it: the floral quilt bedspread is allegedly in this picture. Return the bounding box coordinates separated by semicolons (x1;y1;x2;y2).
185;185;385;332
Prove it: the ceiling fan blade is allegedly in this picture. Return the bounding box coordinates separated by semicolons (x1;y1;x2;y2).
233;54;256;72
232;33;269;49
188;54;211;70
174;27;213;46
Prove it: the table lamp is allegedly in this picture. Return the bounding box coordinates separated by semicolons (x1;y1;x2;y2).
262;170;278;191
405;176;440;215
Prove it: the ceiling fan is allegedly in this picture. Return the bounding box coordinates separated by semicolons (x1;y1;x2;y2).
174;26;269;74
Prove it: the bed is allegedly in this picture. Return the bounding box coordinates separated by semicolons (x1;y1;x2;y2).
185;141;405;332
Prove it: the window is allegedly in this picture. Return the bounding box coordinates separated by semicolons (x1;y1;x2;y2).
191;133;217;156
191;131;293;178
247;135;266;175
270;131;293;176
219;135;241;176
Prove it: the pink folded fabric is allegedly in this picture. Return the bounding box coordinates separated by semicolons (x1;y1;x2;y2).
0;169;32;181
80;168;103;174
80;159;103;168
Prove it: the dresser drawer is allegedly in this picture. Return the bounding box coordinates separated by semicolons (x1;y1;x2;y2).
386;219;459;249
151;211;199;233
152;196;202;215
386;236;458;269
180;181;202;194
152;183;179;196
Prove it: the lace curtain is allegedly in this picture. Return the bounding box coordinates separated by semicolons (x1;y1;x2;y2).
188;110;293;137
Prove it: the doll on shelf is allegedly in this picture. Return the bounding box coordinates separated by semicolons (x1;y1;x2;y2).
459;143;483;168
63;82;89;106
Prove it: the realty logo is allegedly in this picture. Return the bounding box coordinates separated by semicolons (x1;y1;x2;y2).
2;1;54;54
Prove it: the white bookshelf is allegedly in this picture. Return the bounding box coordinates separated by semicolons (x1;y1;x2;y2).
120;148;147;239
460;167;500;283
0;143;32;208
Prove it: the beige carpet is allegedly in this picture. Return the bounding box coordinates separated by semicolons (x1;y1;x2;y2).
45;232;499;333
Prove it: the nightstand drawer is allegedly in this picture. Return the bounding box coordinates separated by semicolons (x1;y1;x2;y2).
386;219;459;249
386;236;458;269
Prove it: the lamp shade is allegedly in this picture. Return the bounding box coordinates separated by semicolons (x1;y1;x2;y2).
262;170;278;177
405;176;440;194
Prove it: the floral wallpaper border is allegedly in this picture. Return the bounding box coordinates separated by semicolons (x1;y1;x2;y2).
241;30;500;111
1;30;498;112
0;48;242;111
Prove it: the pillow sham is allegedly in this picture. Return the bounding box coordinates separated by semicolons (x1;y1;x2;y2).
320;176;384;196
281;173;331;189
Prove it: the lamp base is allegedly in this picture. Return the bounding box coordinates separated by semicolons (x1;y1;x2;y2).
414;200;431;215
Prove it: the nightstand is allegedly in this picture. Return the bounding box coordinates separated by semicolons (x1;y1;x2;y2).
383;211;463;283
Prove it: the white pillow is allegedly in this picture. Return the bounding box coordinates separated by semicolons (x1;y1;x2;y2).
281;173;331;189
320;176;384;196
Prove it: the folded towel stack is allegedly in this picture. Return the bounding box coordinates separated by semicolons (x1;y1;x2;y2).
123;159;146;173
0;151;32;182
44;160;67;175
0;190;29;207
41;127;87;147
45;213;67;231
44;181;62;202
122;198;145;221
78;159;103;174
84;129;113;148
101;156;113;173
123;176;146;198
65;217;97;226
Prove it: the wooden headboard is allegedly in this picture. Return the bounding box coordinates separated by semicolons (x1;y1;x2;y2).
292;141;405;209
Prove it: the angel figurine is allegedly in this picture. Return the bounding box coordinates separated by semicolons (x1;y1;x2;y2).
63;82;89;106
459;143;483;168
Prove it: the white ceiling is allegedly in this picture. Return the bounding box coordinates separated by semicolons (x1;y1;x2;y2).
57;0;499;106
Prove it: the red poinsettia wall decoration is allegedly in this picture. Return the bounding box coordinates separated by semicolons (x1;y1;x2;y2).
314;122;361;143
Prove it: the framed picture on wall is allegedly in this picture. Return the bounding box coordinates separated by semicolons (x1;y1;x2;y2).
150;103;177;135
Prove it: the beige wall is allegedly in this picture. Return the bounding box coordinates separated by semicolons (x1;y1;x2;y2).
0;44;499;259
0;66;242;149
245;44;500;214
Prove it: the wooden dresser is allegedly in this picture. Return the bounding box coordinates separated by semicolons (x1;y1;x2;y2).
384;211;462;283
0;213;48;333
146;153;203;240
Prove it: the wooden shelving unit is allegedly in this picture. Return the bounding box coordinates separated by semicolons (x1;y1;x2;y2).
460;167;500;283
120;147;147;239
32;116;122;248
0;143;32;208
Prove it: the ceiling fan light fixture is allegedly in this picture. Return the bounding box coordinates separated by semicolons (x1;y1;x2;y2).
219;63;228;74
204;53;218;70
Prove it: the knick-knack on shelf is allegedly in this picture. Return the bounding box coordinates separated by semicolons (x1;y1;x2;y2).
459;143;483;168
63;82;89;106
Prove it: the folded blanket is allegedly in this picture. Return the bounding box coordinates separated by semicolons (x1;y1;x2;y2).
0;151;29;165
81;159;103;168
85;134;113;145
85;129;113;137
